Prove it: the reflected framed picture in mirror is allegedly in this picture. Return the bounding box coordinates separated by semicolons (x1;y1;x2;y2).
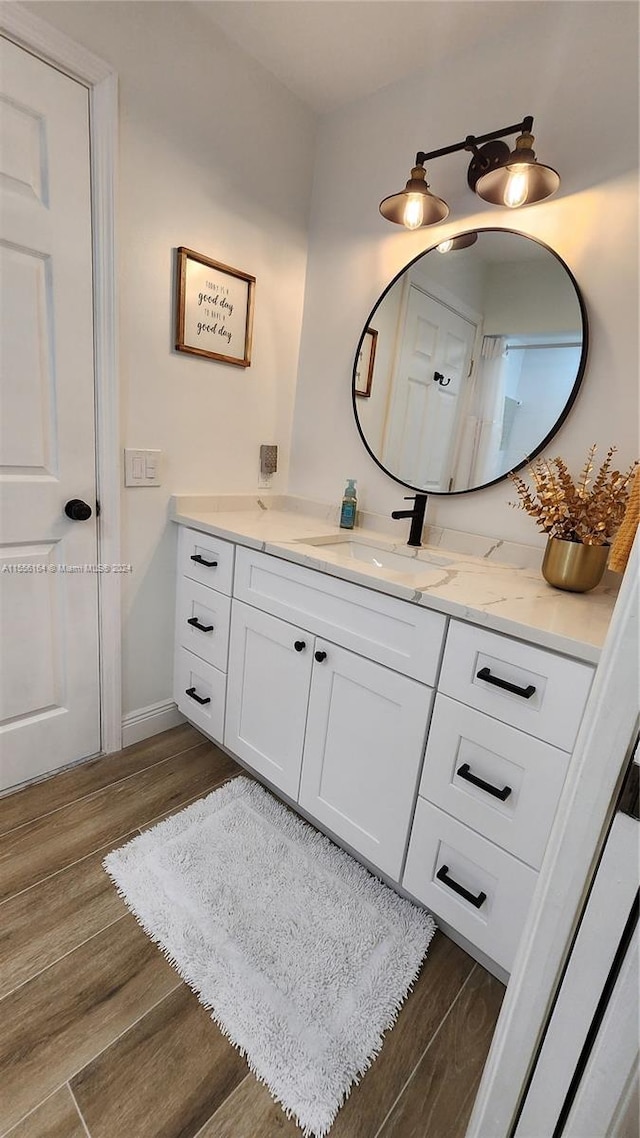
352;229;588;494
354;327;378;397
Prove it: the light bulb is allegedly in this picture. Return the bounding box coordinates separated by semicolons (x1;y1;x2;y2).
437;239;454;254
403;194;425;229
503;166;529;209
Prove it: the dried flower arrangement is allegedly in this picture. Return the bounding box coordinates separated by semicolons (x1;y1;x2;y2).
509;445;639;546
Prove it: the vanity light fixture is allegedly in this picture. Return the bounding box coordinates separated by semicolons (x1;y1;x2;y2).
380;116;560;229
378;164;450;230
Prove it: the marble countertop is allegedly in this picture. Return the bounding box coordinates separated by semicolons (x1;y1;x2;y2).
170;494;619;664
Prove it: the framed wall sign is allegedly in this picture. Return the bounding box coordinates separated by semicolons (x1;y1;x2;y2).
175;247;256;367
354;327;378;397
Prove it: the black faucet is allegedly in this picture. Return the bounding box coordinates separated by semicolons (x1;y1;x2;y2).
391;493;428;547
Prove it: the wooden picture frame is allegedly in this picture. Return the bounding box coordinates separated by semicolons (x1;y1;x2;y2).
355;327;378;397
175;247;255;367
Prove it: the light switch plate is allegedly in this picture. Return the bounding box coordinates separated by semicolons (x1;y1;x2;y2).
124;449;162;486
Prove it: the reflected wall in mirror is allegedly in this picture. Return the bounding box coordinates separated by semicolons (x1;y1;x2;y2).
353;229;588;494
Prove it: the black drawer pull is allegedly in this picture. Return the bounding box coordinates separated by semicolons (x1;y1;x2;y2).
294;640;306;652
457;763;512;801
314;650;327;663
436;864;487;909
190;553;218;568
185;686;210;706
187;617;214;633
476;666;536;700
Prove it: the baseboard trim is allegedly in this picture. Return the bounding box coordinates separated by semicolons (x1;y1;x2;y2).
122;699;185;748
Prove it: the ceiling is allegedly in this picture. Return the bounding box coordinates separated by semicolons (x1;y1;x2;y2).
195;1;538;115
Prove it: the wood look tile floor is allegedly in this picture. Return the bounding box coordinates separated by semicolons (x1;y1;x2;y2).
0;726;504;1138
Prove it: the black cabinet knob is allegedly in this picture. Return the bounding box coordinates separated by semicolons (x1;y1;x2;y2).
294;640;306;652
314;650;327;663
64;499;92;521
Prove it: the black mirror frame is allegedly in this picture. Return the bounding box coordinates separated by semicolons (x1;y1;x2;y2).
351;227;589;496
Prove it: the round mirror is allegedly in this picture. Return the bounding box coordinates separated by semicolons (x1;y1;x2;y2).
352;228;588;494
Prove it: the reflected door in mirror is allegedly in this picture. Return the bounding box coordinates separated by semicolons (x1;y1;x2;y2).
383;284;477;491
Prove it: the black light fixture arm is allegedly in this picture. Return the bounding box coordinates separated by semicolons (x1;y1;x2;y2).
379;113;557;229
415;116;533;167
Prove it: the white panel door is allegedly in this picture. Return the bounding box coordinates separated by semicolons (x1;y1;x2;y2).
0;39;100;790
383;284;476;491
224;601;313;799
299;640;433;879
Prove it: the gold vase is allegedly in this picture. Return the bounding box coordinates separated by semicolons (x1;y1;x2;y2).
541;537;609;592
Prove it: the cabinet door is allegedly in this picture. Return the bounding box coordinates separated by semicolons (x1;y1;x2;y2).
299;640;433;879
225;600;313;798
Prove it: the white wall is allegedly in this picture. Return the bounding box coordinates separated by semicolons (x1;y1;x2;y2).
483;260;583;336
413;250;486;315
289;1;639;545
26;1;316;717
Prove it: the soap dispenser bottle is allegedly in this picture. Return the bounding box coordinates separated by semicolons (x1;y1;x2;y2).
340;479;358;529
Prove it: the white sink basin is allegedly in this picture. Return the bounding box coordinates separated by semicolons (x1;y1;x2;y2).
300;537;453;573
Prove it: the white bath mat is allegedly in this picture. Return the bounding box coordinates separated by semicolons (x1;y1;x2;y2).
104;776;435;1137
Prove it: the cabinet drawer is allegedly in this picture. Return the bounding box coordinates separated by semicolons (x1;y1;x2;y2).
420;695;570;868
176;577;231;672
178;526;234;595
175;647;226;742
403;798;537;973
234;546;446;684
439;621;594;750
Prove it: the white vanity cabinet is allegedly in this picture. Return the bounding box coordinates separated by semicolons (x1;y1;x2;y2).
225;565;440;878
173;523;597;977
402;621;594;972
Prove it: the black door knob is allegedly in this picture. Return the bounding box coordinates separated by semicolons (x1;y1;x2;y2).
64;499;92;521
314;650;327;663
294;640;306;652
